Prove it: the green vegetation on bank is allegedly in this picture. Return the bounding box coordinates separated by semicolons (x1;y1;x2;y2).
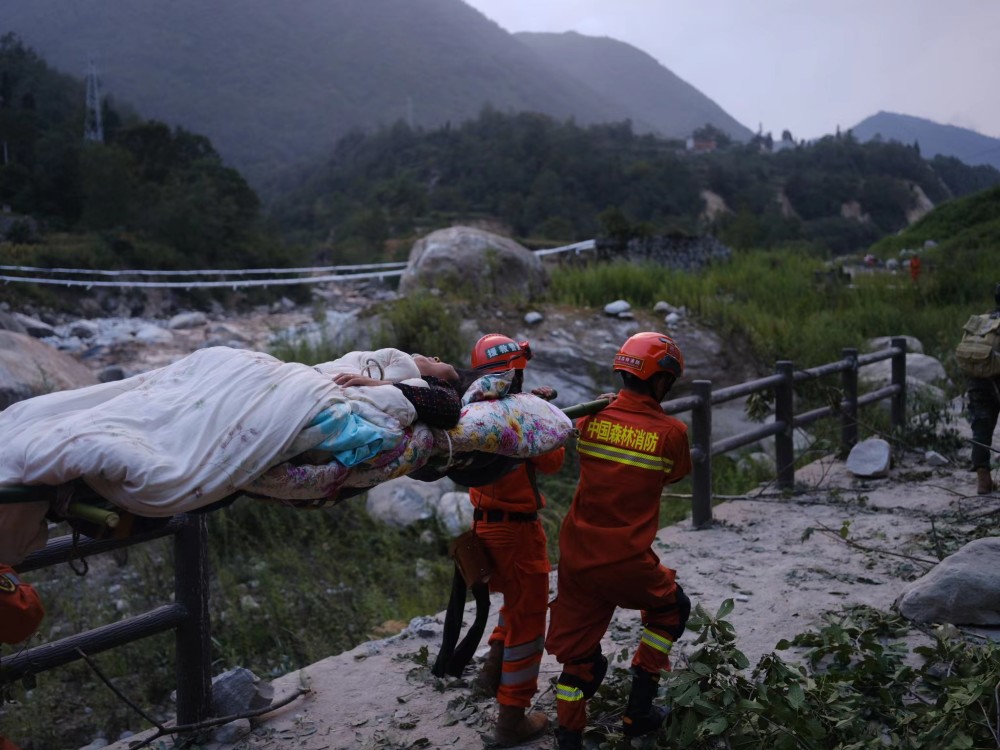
548;253;968;375
269;110;1000;260
0;34;286;271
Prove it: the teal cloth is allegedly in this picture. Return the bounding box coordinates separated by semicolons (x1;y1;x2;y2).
308;410;386;468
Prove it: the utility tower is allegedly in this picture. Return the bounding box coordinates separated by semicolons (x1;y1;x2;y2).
84;58;104;143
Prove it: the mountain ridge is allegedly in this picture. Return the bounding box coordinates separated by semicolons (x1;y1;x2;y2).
515;31;752;142
851;111;1000;171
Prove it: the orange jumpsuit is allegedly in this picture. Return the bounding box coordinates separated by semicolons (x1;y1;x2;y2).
545;389;692;732
468;447;565;708
1;564;45;750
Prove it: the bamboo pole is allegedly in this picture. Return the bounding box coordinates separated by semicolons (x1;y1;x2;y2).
561;398;610;420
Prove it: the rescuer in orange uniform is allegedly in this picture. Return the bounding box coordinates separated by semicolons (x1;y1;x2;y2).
467;333;565;747
545;332;693;750
0;564;45;750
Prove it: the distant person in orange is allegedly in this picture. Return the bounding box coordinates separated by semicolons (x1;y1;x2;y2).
545;332;693;750
465;333;564;747
0;563;45;750
910;254;922;283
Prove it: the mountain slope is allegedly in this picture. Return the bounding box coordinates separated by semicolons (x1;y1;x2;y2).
0;0;641;185
515;31;752;142
852;111;1000;171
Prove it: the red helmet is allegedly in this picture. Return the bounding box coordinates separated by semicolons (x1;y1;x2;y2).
613;332;684;380
471;334;532;372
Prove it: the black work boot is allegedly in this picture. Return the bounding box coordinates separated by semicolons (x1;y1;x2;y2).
622;667;669;738
554;726;583;750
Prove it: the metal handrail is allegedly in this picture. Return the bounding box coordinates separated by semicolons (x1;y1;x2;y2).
660;338;908;528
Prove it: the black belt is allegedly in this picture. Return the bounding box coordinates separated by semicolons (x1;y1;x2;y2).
473;509;538;523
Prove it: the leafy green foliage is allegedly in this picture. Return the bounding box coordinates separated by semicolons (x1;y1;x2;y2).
582;603;1000;750
372;293;471;366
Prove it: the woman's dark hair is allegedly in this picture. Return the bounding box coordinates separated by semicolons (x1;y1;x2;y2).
452;367;482;396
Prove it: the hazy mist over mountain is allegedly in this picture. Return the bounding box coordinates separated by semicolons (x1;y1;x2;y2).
1;0;752;186
515;32;752;143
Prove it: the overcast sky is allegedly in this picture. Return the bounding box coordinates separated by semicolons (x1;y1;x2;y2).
463;0;1000;141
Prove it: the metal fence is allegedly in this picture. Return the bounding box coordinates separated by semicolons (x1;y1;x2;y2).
1;513;213;725
1;337;909;724
664;337;908;527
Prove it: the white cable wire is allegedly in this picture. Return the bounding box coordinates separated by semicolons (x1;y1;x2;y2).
0;240;595;288
0;269;404;289
0;261;408;276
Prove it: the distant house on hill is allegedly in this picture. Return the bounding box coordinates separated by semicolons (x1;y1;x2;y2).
686;134;717;153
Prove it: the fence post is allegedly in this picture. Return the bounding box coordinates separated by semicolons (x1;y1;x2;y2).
891;337;908;431
840;347;858;456
174;514;212;725
690;380;713;528
774;361;795;490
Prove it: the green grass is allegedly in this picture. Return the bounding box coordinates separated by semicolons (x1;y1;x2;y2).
547;252;976;383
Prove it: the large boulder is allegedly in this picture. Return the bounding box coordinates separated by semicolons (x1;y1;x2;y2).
0;331;99;410
398;226;547;301
897;538;1000;625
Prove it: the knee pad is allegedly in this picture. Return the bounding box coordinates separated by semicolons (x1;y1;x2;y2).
647;584;691;642
562;649;608;700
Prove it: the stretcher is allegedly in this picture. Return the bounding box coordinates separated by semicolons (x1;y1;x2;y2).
0;383;608;564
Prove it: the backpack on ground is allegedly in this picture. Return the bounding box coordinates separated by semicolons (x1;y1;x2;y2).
956;314;1000;377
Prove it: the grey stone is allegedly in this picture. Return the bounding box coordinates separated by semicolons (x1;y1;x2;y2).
0;311;27;334
211;667;274;717
134;324;174;345
68;320;99;339
366;476;455;529
860;353;945;388
168;311;208;330
432;491;475;537
211;719;251;744
603;299;631;316
13;313;55;338
399;226;547;302
846;438;892;478
924;450;950;467
897;538;1000;625
866;335;924;355
523;311;544;325
0;331;99;409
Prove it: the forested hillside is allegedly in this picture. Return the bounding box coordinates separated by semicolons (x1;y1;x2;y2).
0;34;280;270
268;110;1000;260
2;0;752;186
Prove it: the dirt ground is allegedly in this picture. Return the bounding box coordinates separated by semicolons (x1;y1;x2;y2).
102;409;1000;750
